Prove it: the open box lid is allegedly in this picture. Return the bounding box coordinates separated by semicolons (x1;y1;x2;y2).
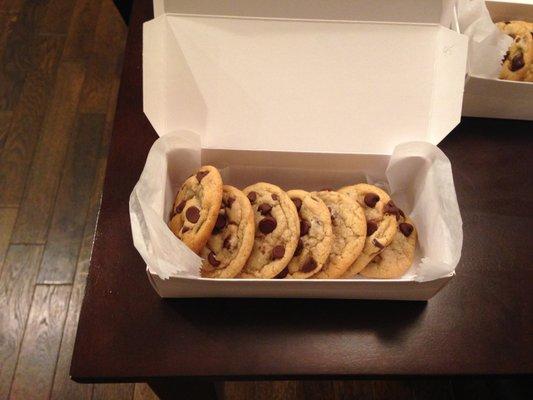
144;1;468;154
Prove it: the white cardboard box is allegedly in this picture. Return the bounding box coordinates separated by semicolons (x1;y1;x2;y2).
136;0;467;300
462;0;533;121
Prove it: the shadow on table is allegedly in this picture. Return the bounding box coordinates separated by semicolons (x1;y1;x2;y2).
165;298;427;344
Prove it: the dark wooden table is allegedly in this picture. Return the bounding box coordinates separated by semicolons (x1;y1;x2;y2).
71;0;533;397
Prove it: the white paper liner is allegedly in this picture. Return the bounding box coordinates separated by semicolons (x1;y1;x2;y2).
129;133;463;282
457;0;513;78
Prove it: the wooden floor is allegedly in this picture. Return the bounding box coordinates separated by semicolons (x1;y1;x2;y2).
0;1;531;400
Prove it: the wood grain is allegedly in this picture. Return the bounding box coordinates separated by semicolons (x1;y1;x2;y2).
0;207;17;273
8;284;71;400
0;0;24;13
0;35;65;207
133;384;159;400
332;380;374;400
91;383;135;400
0;245;44;400
0;1;49;110
61;0;103;61
78;0;126;113
11;61;85;243
411;379;453;400
373;381;413;400
39;113;105;283
38;0;76;35
0;110;12;149
50;157;107;400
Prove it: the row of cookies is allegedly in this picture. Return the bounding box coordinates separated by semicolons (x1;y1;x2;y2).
168;166;417;279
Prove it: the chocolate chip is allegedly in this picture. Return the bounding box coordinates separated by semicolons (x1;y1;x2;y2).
510;52;525;71
258;216;277;234
328;207;335;220
364;193;380;208
258;203;272;215
367;221;378;236
300;219;310;236
196;170;209;182
383;201;403;220
275;267;289;279
247;191;257;204
294;239;303;256
504;21;510;25
226;197;235;208
510;33;516;39
175;200;186;213
399;208;405;218
272;245;285;259
185;206;200;223
291;198;302;212
372;238;384;249
373;254;383;263
214;214;227;230
399;222;414;237
181;226;190;234
208;252;220;267
271;194;278;201
223;236;232;249
301;258;317;273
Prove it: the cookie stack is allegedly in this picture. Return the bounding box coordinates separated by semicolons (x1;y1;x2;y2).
169;166;417;279
496;20;533;82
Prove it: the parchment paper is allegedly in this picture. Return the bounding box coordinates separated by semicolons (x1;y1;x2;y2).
457;0;513;78
130;134;463;282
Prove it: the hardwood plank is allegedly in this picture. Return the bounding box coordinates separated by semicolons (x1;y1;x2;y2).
0;0;49;110
78;0;126;113
373;380;414;400
223;382;255;400
39;113;105;283
332;380;374;400
11;61;85;243
133;384;159;400
0;245;44;400
9;284;71;400
100;71;121;158
0;11;17;69
0;0;24;13
0;11;24;111
411;379;453;400
301;381;336;400
0;35;65;207
92;383;135;400
452;378;533;400
0;110;12;149
50;158;107;400
0;207;17;273
38;0;76;35
62;0;103;61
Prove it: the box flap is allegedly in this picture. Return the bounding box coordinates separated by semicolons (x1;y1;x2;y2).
143;15;467;154
154;0;455;25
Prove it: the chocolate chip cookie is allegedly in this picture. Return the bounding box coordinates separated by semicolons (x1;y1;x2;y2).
359;217;417;279
169;166;223;254
497;21;533;82
496;20;531;39
338;184;398;278
240;183;300;278
200;185;255;278
283;190;333;279
311;191;366;279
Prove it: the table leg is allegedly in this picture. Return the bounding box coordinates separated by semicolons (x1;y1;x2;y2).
147;379;224;400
